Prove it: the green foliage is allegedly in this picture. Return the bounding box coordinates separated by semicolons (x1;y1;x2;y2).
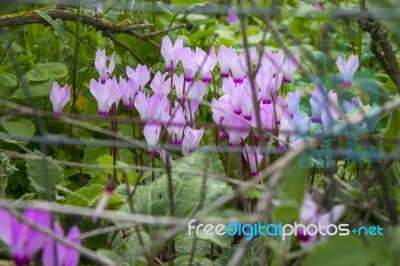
0;118;36;143
302;235;392;266
125;148;232;217
25;150;64;196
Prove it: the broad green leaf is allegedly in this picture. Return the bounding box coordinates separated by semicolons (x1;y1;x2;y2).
273;163;309;224
0;73;18;89
214;238;267;266
169;255;214;266
171;0;207;5
1;118;36;143
26;62;68;81
25;68;50;82
61;183;124;207
25;150;64;196
128;147;231;217
302;236;380;266
10;79;55;99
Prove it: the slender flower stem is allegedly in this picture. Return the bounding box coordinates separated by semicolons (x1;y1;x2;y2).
130;100;139;173
68;123;84;184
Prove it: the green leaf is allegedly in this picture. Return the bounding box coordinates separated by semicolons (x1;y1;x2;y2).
127;147;231;217
302;236;381;266
0;73;18;89
25;62;68;81
169;255;214;266
25;68;50;82
25;150;64;196
170;0;207;5
10;79;55;99
1;118;36;143
215;238;267;266
273;163;309;224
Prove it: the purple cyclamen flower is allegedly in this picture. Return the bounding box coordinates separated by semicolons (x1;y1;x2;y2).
0;208;51;266
180;47;198;82
196;47;217;83
313;3;323;10
224;114;251;146
336;54;359;86
217;45;232;78
161;36;183;73
261;49;284;75
280;53;300;83
227;7;239;24
310;85;327;124
42;222;80;266
163;103;186;144
134;92;169;122
96;1;103;14
277;113;292;150
126;64;150;90
183;100;201;123
343;97;363;113
253;103;274;141
297;194;345;248
150;71;171;96
229;49;246;84
243;144;263;176
50;81;71;114
94;50;115;83
256;69;283;104
119;77;137;109
90;78;119;116
291;111;310;142
144;122;162;156
182;126;205;155
93;185;113;222
286;91;300;117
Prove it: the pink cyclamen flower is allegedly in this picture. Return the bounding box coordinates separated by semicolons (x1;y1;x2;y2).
174;77;207;104
280;53;300;83
42;222;80;266
95;50;115;83
310;85;327;123
150;71;171;96
144;122;162;156
134;92;169;122
180;47;198;82
291;111;310;142
182;126;205;155
90;78;119;116
336;54;359;86
286;91;300;117
243;144;263;176
224;114;251;146
126;64;150;90
93;184;113;222
253;103;275;141
196;47;217;83
313;3;323;10
160;36;183;73
0;208;51;266
119;77;137;109
50;81;71;114
96;1;103;14
163;103;186;144
297;194;345;248
217;45;232;78
277;113;292;150
229;49;246;84
261;49;284;75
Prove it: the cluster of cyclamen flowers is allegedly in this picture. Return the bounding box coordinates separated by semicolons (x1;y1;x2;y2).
50;35;360;173
0;208;80;266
